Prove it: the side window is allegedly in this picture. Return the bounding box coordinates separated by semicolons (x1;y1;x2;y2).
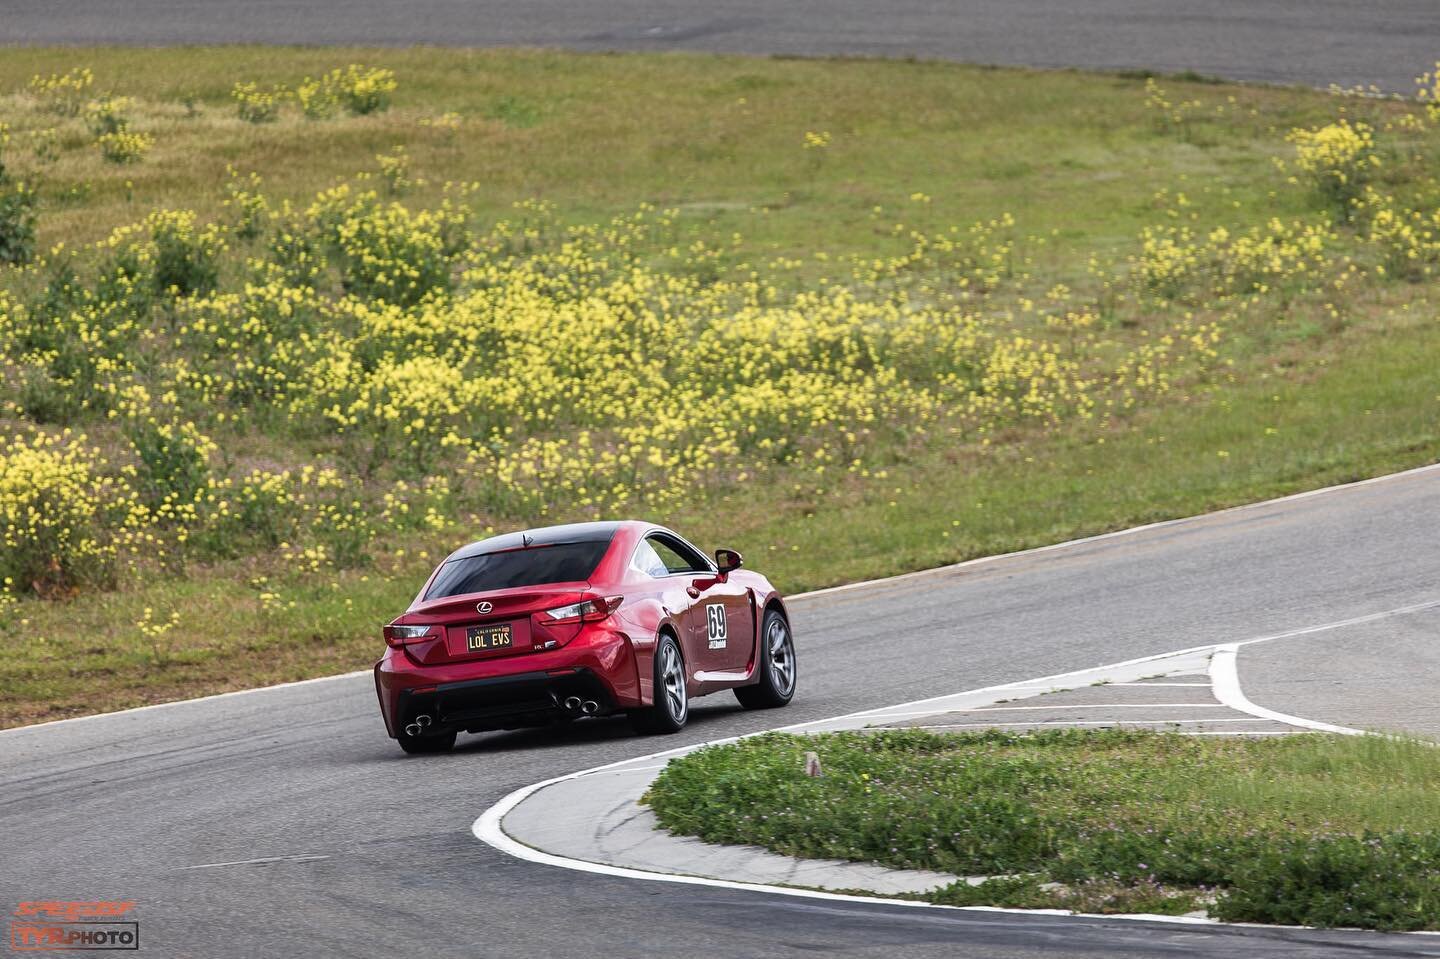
631;539;670;578
647;535;710;575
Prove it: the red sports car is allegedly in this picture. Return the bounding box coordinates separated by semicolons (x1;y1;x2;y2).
375;520;797;753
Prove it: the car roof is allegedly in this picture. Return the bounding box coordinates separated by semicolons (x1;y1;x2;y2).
447;520;647;561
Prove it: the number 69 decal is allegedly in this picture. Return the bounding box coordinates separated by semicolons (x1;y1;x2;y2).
706;603;727;649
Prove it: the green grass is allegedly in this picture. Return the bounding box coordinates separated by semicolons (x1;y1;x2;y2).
0;48;1362;264
2;49;1440;728
645;729;1440;929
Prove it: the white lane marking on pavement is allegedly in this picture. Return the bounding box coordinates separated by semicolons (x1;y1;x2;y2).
1231;598;1440;651
793;461;1440;601
180;854;330;870
7;461;1437;737
585;764;671;777
799;648;1221;728
875;703;1223;719
951;703;1227;712
474;595;1440;929
0;669;373;738
1110;682;1211;687
918;719;1277;728
471;752;1235;925
1209;644;1364;735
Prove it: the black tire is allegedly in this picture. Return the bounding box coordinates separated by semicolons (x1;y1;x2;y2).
630;633;689;734
735;608;797;710
397;728;457;755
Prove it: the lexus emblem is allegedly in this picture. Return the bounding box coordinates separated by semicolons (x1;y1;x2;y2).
476;601;493;614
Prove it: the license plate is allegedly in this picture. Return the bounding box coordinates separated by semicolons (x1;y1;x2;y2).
467;623;513;652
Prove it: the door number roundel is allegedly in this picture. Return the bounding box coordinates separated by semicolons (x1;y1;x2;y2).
705;603;727;649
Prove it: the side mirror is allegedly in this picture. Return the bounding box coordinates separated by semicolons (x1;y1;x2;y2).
715;548;744;575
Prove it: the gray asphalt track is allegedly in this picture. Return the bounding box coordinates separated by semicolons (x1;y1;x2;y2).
5;0;1440;94
3;466;1439;958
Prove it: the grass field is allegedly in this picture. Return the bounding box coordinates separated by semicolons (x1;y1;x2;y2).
645;729;1440;929
2;49;1439;727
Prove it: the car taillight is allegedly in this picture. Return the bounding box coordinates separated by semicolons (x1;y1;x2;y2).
384;623;433;648
542;595;621;624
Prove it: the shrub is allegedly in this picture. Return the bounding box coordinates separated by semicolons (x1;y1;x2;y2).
0;432;145;596
149;210;224;296
1216;832;1440;932
28;67;94;116
0;180;38;266
1287;120;1378;220
222;170;271;241
1363;190;1440;282
296;77;339;120
83;95;133;137
324;197;458;305
264;219;329;289
376;147;412;194
124;419;215;509
0;127;37;266
29;128;60;165
186;469;304;560
17;366;84;424
331;65;397;115
232;82;289;124
97;130;153;165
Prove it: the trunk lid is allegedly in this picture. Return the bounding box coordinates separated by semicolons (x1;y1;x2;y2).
402;583;590;665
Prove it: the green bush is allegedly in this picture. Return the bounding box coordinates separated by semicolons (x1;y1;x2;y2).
83;95;132;137
1216;832;1440;931
0;432;144;596
646;729;1440;930
150;211;222;296
232;82;288;124
333;65;397;116
0;181;37;266
124;419;214;510
97;130;153;165
0;133;38;266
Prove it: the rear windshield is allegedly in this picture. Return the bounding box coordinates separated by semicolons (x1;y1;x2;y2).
425;541;610;599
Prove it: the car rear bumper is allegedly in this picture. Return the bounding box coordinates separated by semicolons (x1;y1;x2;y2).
375;626;641;737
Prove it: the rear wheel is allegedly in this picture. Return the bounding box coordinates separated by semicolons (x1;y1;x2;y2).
396;728;456;755
630;633;688;734
735;609;796;710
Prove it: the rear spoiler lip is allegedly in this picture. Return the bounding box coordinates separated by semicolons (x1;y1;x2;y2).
406;580;597;616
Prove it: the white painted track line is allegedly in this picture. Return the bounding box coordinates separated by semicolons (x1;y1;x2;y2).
918;719;1279;729
952;703;1228;712
1210;644;1364;735
0;669;373;738
474;595;1439;929
795;461;1440;601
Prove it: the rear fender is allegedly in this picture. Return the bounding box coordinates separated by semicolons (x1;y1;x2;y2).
611;597;675;706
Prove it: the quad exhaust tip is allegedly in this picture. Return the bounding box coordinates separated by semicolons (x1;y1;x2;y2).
580;700;599;715
563;696;583;712
404;714;434;737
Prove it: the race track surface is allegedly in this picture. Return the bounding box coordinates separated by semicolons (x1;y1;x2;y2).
2;467;1438;957
6;0;1440;93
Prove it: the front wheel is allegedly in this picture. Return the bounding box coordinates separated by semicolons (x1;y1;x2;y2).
735;609;797;709
630;633;689;734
